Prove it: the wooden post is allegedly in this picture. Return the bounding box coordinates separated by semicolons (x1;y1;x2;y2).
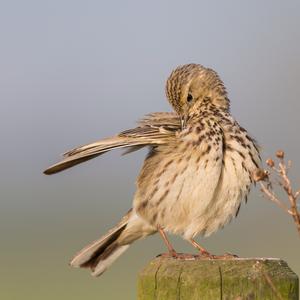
138;257;299;299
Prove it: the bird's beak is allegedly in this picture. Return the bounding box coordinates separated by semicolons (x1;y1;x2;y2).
180;105;189;130
180;116;187;130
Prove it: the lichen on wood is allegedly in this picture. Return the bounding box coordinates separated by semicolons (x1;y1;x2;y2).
137;257;298;300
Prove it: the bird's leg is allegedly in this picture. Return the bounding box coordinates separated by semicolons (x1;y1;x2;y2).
158;227;177;257
157;227;198;260
189;239;239;259
188;239;213;257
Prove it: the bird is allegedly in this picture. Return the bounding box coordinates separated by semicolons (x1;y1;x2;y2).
44;63;260;277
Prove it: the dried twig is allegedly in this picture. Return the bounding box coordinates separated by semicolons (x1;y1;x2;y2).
259;183;292;215
253;150;300;236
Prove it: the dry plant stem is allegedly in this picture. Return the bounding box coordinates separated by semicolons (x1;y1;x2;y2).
278;160;300;235
259;182;291;215
260;156;300;236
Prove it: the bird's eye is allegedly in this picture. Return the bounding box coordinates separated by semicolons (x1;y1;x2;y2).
187;93;193;103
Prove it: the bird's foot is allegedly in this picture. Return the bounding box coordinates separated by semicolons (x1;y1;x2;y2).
212;252;239;259
157;251;199;260
200;252;239;260
157;251;239;260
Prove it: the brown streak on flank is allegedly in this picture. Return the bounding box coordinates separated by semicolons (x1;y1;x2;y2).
204;144;211;155
139;200;148;210
198;134;205;144
205;158;209;166
239;126;247;133
215;136;221;143
164;180;170;188
205;133;213;141
246;134;260;153
248;172;253;183
160;208;166;219
248;151;259;168
156;170;165;177
235;203;241;217
164;159;173;169
177;157;183;164
156;189;170;205
196;155;201;163
149;186;159;199
234;135;246;147
195;126;202;134
171;173;178;184
176;181;185;202
153;179;159;186
186;154;192;161
231;157;237;174
241;161;247;173
204;159;209;169
152;212;158;223
237;150;245;160
225;144;233;152
180;164;188;174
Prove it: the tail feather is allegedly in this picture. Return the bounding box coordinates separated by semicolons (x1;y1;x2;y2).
91;244;130;277
69;209;155;277
70;222;127;269
70;210;132;269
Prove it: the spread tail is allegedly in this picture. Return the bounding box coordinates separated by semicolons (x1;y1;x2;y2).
70;209;155;277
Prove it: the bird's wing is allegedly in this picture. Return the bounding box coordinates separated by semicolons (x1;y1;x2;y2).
44;112;180;175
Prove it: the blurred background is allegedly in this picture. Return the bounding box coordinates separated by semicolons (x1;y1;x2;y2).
1;0;300;299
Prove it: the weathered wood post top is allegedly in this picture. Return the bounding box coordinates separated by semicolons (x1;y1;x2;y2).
138;257;299;299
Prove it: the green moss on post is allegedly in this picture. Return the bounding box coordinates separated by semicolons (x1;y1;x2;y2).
137;257;298;300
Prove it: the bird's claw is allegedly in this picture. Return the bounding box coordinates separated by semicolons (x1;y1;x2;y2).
205;252;239;260
157;251;239;260
157;252;199;260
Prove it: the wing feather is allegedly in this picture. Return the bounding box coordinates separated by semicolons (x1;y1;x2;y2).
44;112;180;175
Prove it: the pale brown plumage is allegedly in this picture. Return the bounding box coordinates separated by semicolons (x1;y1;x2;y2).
44;112;179;175
44;64;260;277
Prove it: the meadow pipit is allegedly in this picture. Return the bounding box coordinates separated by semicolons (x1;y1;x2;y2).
44;64;260;276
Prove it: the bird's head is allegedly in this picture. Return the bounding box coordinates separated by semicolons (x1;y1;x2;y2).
165;64;229;128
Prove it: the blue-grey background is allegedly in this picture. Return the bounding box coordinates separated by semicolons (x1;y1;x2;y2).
1;1;300;299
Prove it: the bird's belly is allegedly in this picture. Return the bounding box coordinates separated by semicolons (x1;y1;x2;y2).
162;159;223;235
181;155;251;239
135;151;252;240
